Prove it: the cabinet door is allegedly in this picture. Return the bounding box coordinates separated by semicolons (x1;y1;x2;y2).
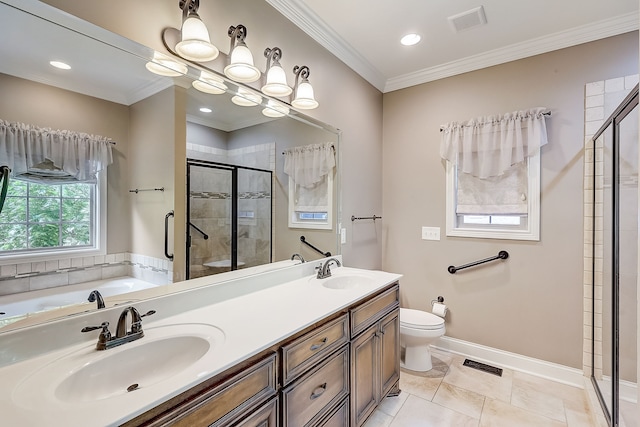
350;325;379;427
379;310;400;397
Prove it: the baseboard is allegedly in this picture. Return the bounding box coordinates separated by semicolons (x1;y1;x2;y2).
432;336;585;388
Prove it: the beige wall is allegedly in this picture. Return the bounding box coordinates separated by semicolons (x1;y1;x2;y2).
382;32;639;368
0;73;131;254
129;86;187;279
42;0;385;270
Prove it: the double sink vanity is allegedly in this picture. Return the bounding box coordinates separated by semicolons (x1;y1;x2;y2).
0;258;402;426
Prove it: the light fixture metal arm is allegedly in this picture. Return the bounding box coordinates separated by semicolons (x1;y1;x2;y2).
264;47;283;71
179;0;199;19
228;24;249;52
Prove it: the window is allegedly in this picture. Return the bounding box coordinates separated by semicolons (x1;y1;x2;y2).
0;174;106;260
445;152;541;240
288;172;333;230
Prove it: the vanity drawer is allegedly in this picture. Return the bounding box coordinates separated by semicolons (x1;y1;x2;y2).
282;345;349;427
282;314;349;385
350;284;399;338
147;353;277;427
311;397;349;427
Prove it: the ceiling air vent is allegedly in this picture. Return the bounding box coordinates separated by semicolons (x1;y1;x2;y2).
448;6;487;33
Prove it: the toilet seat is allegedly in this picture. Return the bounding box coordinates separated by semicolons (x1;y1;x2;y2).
400;308;444;330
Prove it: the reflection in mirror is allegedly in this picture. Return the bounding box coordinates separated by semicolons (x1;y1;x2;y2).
0;1;340;331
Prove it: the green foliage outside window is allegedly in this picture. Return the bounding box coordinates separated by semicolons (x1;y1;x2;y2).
0;180;93;252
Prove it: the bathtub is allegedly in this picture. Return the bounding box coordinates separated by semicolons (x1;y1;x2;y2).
0;276;158;322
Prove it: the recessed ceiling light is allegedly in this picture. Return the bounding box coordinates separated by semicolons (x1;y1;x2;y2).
400;33;421;46
199;107;212;113
49;60;71;70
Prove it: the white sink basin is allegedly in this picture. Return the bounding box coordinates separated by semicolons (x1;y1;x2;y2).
13;323;225;407
310;269;378;290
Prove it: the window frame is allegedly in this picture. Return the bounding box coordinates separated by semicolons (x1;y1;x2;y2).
445;152;541;241
288;172;334;230
0;172;107;264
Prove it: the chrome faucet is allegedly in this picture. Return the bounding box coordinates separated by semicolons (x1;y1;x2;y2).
291;253;305;262
81;306;155;350
316;258;341;279
87;290;105;309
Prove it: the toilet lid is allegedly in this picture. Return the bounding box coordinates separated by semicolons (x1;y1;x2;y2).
400;308;445;330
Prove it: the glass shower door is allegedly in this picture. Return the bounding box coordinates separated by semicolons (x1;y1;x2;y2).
187;162;234;279
186;160;272;279
592;85;638;427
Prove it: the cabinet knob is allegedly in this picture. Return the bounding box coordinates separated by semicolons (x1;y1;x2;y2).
309;337;328;351
309;383;327;400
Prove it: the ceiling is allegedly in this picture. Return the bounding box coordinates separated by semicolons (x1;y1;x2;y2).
266;0;639;92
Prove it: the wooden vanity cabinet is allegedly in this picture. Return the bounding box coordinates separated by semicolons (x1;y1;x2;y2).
349;285;400;427
122;282;400;427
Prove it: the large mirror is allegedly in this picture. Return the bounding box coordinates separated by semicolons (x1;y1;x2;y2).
0;0;340;331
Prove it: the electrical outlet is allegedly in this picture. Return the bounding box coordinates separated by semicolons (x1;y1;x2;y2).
421;226;440;240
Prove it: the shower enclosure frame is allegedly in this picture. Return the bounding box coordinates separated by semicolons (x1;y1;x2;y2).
590;84;638;427
186;158;273;280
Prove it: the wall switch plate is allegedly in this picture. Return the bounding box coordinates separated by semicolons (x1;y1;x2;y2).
422;226;440;240
340;228;347;244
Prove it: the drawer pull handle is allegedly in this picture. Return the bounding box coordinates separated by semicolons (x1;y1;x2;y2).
309;337;328;351
310;383;327;400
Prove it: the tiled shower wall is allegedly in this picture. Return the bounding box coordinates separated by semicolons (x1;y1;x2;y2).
0;252;172;297
583;74;638;379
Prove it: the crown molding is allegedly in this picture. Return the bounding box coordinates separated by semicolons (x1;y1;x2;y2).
265;0;638;94
265;0;387;91
385;12;639;92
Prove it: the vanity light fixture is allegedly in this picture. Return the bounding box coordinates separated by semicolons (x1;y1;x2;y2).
145;51;188;76
175;0;219;62
192;70;227;94
231;87;262;107
292;65;318;110
224;25;260;83
262;99;290;118
261;47;292;97
49;60;71;70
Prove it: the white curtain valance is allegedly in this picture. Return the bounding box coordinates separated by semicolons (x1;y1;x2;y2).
0;119;114;183
283;142;335;188
440;108;549;179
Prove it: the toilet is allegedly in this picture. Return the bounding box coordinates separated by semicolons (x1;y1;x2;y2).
400;308;446;372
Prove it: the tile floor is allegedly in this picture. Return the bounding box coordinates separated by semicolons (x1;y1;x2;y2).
363;348;600;427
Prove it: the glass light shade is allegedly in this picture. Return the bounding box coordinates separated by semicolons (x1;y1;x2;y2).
262;99;290;118
145;52;188;76
292;81;318;109
231;87;262;107
176;14;219;62
192;70;227;94
261;64;292;97
224;45;260;83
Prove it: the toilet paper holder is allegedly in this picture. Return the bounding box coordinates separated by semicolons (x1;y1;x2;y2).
431;296;444;306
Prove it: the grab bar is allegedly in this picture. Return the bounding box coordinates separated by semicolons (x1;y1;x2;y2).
300;236;331;257
448;250;509;274
189;222;209;240
164;210;174;261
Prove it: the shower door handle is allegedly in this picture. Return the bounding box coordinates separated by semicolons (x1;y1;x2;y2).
164;210;174;261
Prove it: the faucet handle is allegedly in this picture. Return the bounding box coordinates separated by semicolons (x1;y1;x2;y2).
131;309;156;333
81;321;110;333
81;321;112;347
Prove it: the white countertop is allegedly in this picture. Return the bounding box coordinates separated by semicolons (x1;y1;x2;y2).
0;264;401;426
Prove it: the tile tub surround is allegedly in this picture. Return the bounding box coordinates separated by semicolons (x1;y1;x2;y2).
364;348;599;427
0;252;172;298
0;260;403;426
